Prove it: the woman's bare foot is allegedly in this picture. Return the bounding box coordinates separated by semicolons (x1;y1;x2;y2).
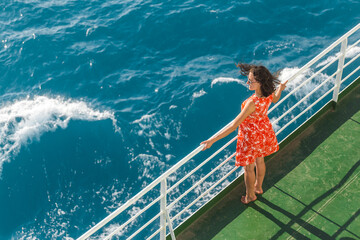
254;183;263;195
241;195;257;204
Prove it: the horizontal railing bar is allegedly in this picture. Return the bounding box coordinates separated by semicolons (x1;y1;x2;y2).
166;169;243;240
77;148;207;239
170;167;245;233
76;23;360;240
348;39;360;50
168;152;236;209
146;227;163;240
168;136;237;193
348;39;360;51
270;37;359;120
283;24;359;85
126;212;163;240
103;195;163;240
170;24;359;234
315;40;360;68
276;86;335;136
343;52;360;70
269;55;340;116
78;117;240;239
277;88;336;147
77;123;236;239
274;74;335;135
272;70;337;126
171;166;239;222
341;65;360;83
268;25;360;116
276;49;359;145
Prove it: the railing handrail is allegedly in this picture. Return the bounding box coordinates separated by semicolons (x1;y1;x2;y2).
77;23;360;240
285;23;360;84
76;125;232;239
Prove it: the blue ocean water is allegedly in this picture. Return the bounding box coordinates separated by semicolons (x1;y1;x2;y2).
0;0;359;239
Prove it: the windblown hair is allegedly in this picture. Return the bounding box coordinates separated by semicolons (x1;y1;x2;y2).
236;63;280;97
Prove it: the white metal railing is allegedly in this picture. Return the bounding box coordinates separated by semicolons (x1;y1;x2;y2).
77;23;360;240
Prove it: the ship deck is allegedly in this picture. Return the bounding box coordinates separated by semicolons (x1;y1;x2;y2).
176;80;360;240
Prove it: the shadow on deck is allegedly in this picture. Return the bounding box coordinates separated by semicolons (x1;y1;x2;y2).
176;81;360;240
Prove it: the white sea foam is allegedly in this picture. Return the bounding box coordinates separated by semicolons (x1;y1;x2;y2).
132;113;157;137
272;64;336;132
132;112;183;140
95;224;125;240
278;44;360;100
270;117;281;132
134;154;165;181
192;89;207;99
316;45;360;68
346;45;360;58
167;151;238;228
237;17;254;23
0;96;118;172
278;67;333;100
15;200;76;239
132;113;156;126
85;25;97;36
211;77;247;88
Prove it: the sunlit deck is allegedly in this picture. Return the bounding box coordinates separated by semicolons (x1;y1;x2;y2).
176;80;360;239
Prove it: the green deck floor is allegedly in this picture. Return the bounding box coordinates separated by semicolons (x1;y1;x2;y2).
176;82;360;240
213;111;360;240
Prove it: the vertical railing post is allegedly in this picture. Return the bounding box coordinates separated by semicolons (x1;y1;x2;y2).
332;38;348;103
166;209;176;240
160;179;167;240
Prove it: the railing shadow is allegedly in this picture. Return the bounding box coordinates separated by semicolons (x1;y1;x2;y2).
262;82;360;193
249;159;360;240
176;83;360;240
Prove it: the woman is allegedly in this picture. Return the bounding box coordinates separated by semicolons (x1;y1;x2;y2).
201;63;287;204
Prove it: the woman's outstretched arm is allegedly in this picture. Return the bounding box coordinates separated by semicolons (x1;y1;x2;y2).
201;100;255;150
272;80;288;103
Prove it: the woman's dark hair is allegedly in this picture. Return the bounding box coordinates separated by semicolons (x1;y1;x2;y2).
236;63;280;97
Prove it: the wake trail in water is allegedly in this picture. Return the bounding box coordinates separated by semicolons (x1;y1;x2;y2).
0;96;118;173
211;77;248;88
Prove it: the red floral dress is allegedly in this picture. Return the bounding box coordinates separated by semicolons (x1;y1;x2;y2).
235;94;279;166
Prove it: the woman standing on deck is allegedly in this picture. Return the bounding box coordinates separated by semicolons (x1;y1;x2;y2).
201;63;287;204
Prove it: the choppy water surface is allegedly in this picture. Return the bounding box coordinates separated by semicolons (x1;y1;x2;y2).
0;0;359;238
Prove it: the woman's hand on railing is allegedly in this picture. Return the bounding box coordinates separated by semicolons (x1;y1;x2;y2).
273;80;288;103
279;80;288;92
201;138;215;151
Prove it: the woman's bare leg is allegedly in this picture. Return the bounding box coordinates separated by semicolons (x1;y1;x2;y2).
255;157;265;194
243;163;256;202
